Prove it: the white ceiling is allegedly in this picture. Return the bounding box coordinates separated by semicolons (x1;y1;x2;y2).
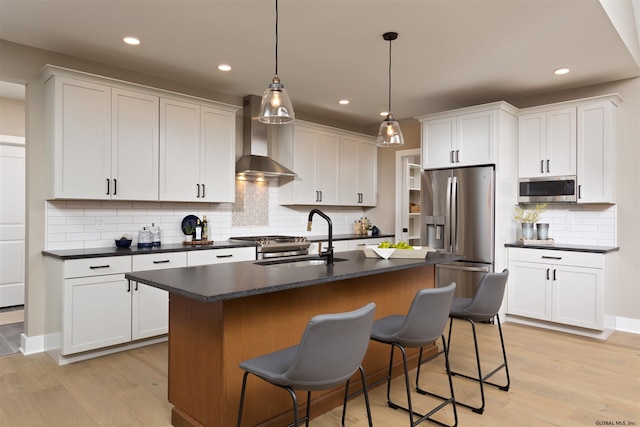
1;0;639;127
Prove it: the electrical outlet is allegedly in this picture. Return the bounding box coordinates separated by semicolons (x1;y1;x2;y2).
96;218;104;230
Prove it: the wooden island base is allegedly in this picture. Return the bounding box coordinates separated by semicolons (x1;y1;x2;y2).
167;265;437;427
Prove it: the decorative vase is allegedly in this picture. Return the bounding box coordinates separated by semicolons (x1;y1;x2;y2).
185;234;193;243
521;223;534;240
536;223;549;240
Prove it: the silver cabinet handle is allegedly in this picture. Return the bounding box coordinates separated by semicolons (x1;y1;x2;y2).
540;160;544;174
542;256;562;260
546;159;550;173
153;260;170;264
455;150;460;163
89;265;110;269
216;254;233;258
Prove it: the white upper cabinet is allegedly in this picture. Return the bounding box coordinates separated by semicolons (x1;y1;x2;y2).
47;76;112;199
276;122;375;206
517;94;621;203
577;101;617;203
159;99;236;202
517;108;576;178
112;88;160;200
42;66;237;203
159;98;236;203
46;76;159;200
417;102;516;170
339;135;377;206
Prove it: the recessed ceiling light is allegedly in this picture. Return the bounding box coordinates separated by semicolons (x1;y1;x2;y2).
339;99;349;105
554;67;570;75
123;36;140;46
218;64;232;71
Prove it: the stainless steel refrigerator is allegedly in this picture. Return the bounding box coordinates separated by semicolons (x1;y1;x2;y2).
421;165;495;298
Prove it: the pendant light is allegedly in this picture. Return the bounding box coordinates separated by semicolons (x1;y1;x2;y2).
258;0;295;124
377;31;404;147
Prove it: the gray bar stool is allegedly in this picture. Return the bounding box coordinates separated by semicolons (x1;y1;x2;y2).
445;269;510;414
369;283;458;427
237;302;376;427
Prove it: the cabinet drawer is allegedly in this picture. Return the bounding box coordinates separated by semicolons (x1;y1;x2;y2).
187;247;256;266
133;252;187;271
508;248;603;268
64;256;131;278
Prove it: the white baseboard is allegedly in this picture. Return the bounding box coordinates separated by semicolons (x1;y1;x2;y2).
20;333;44;355
615;316;640;334
505;315;614;340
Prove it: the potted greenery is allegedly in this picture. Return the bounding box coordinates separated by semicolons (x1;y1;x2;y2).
184;225;195;242
513;203;547;240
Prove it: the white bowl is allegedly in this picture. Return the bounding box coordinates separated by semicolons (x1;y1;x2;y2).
372;247;395;259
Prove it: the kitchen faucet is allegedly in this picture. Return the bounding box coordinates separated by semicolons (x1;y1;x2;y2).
307;209;333;265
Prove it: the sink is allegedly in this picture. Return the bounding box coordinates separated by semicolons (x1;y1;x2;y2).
256;256;347;268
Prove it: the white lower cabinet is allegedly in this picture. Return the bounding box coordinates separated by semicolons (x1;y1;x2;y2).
131;252;187;340
187;246;256;266
507;247;615;333
46;252;189;363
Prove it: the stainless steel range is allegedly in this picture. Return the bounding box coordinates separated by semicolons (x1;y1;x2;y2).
230;235;311;259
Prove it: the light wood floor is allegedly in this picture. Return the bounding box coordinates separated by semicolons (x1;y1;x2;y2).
1;320;638;426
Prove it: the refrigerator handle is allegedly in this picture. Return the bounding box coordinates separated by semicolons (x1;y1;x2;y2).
451;176;458;252
445;176;453;252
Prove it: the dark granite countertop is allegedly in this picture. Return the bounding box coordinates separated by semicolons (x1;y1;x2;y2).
42;235;396;260
42;240;257;260
504;242;619;254
124;250;462;303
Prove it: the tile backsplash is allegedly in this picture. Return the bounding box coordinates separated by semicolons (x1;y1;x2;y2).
519;204;617;247
45;180;369;250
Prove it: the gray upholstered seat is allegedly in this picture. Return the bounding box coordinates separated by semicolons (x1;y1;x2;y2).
237;302;376;427
370;283;458;427
446;269;510;414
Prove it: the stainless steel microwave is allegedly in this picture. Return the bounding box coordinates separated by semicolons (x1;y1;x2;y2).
518;176;577;203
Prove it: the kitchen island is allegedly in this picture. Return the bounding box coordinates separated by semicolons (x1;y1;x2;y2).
125;250;461;427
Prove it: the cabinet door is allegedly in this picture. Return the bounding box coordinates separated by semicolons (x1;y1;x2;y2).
131;252;187;340
316;131;340;205
552;265;603;330
456;110;493;167
422;117;455;169
358;140;377;206
545;108;576;176
112;88;159;201
338;136;377;206
200;106;235;203
51;77;111;199
292;126;319;204
339;136;359;205
131;283;169;340
63;274;131;354
507;261;552;321
517;112;546;178
159;98;200;201
577;102;614;203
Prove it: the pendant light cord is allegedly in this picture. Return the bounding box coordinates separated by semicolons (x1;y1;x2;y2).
387;36;392;114
275;0;279;76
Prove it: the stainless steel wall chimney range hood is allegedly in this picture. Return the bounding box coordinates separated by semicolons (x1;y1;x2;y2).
235;95;296;179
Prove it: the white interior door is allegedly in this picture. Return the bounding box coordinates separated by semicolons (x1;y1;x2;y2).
0;135;25;307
